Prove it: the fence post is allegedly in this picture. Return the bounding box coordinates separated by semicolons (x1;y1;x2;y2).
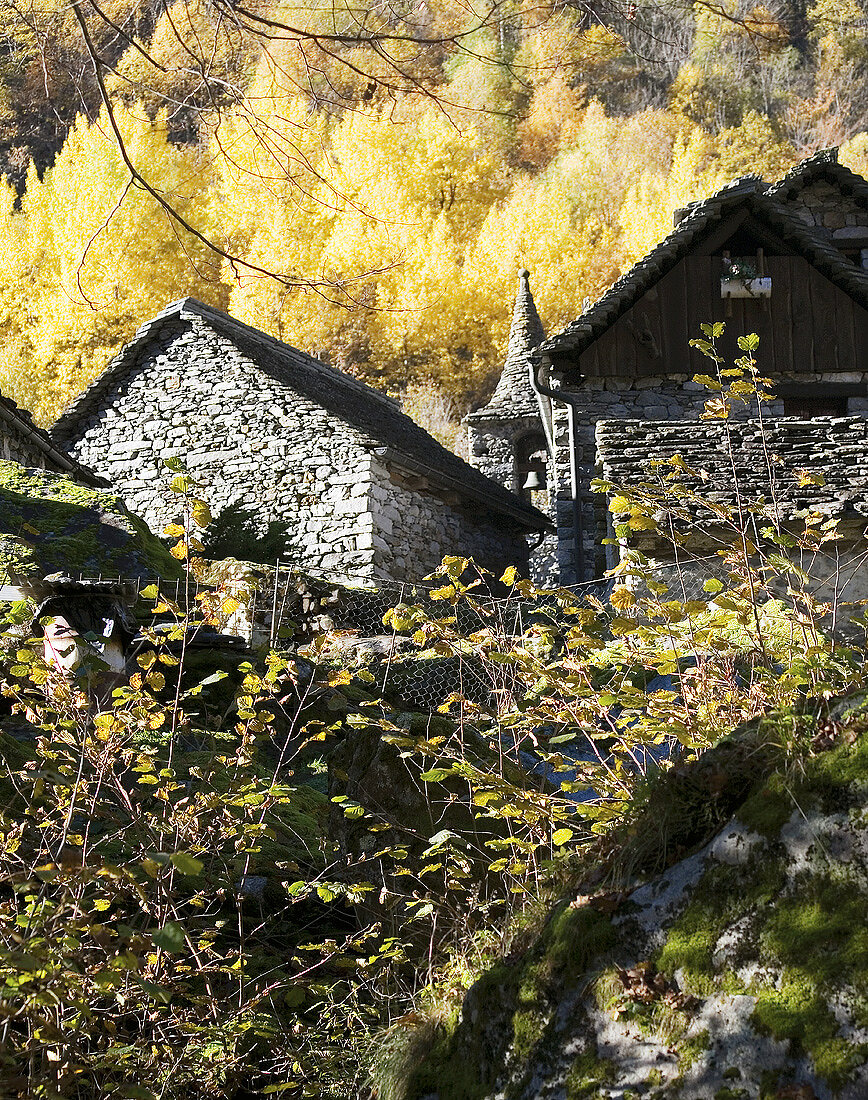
269;559;281;649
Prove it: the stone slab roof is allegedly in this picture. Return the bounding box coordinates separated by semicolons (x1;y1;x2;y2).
596;416;868;520
0;393;103;487
51;298;548;531
766;147;868;204
467;269;546;422
536;174;868;367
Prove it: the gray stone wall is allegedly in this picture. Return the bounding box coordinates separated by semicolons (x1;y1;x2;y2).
64;319;391;582
596;414;868;516
549;371;868;583
467;416;559;585
0;412;70;473
594;416;868;621
367;457;530;580
787;180;868;251
468;415;540;493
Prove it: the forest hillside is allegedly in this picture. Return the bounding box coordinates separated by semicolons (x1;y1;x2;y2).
1;0;868;426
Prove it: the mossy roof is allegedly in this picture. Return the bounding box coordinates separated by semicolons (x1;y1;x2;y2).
0;461;182;583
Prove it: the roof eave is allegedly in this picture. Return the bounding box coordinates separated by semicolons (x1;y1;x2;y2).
367;444;551;531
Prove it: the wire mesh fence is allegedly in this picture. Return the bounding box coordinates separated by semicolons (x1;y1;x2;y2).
34;555;723;715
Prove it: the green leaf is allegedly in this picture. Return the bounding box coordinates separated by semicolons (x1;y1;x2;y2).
152;921;185;952
428;829;458;846
170;852;203;876
552;828;574;846
737;333;760;351
139;584;159;600
419;768;453;782
283;985;306;1008
163;457;185;473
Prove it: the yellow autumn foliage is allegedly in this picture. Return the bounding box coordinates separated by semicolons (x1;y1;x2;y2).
0;103;225;424
0;0;833;432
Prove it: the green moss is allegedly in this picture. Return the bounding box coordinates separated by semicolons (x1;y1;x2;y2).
737;772;796;838
661;740;868;1094
564;1046;617;1100
656;849;787;993
545;903;618;978
511;957;550;1060
405;1016;486;1100
805;731;868;811
678;1028;710;1071
762;876;868;985
0;460;181;581
752;976;867;1090
405;965;516;1100
511;1007;546;1062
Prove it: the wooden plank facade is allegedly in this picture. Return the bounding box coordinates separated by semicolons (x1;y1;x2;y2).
574;254;868;381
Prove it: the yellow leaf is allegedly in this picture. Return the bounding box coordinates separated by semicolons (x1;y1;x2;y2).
146;671;166;691
191;501;211;527
610;586;635;610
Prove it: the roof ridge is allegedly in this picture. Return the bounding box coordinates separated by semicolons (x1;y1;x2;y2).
51;298;401;442
768;146;868;200
175;298;402;412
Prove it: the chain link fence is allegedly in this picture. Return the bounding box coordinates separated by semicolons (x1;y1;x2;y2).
47;555;722;716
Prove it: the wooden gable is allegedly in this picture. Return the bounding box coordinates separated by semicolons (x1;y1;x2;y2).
572;216;868;380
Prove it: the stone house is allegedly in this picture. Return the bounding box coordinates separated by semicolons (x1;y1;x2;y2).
0;390;100;486
468;148;868;585
50;298;547;584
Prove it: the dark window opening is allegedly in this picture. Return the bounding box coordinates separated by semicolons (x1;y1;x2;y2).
782;394;848;418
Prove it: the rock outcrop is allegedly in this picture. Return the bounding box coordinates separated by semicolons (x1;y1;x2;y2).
398;695;868;1100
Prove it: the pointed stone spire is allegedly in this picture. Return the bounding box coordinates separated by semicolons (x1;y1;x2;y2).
469;269;546;420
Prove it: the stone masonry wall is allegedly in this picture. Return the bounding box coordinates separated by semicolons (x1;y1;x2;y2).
595;416;868;619
467;415;559;584
550;370;868;583
367;456;530;580
787;180;868;252
63;319;384;583
0;409;71;472
468;415;540;492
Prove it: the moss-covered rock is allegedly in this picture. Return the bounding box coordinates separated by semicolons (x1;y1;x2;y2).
0;460;181;581
397;695;868;1100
